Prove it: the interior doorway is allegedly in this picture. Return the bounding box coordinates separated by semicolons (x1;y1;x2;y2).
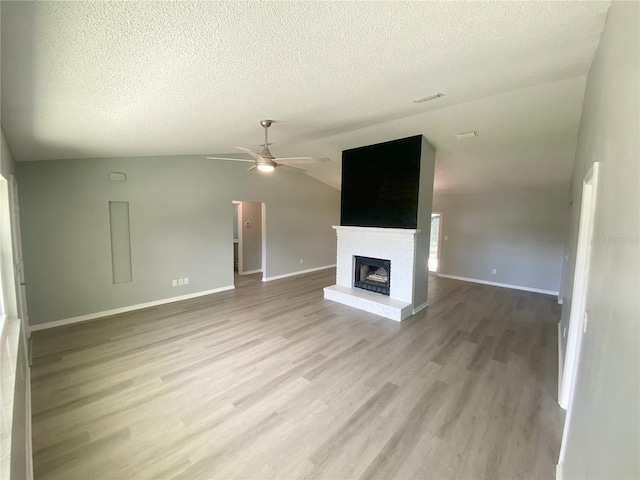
232;201;265;287
429;213;441;273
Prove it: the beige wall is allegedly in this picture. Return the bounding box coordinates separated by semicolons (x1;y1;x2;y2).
559;1;639;478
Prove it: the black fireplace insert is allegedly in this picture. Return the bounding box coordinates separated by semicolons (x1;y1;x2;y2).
354;256;391;295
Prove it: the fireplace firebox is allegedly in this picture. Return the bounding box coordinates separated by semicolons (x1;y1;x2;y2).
354;256;391;295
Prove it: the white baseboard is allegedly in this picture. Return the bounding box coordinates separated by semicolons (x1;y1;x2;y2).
263;264;335;282
239;269;262;275
29;285;235;331
436;273;559;296
25;365;33;480
558;322;564;408
413;301;429;314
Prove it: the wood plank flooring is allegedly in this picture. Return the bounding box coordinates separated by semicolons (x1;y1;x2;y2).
30;270;564;479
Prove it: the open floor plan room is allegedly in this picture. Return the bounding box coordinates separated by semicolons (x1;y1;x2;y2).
1;1;638;479
31;272;562;480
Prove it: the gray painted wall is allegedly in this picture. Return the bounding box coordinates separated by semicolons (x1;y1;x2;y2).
432;189;568;293
232;203;238;240
240;201;262;273
559;2;639;478
16;155;340;325
1;129;15;179
413;137;435;309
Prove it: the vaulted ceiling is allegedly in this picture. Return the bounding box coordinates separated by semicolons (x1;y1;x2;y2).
1;1;610;192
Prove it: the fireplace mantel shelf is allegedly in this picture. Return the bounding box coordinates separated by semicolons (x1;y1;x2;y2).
332;226;421;235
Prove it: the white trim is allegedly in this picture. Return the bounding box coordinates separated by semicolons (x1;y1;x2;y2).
29;285;235;331
436;273;559;296
557;162;600;472
236;201;244;274
556;461;564;480
261;202;267;279
263;264;335;282
429;211;442;274
413;300;429;314
25;365;33;480
558;297;563;305
239;269;262;275
558;322;564;408
559;162;599;410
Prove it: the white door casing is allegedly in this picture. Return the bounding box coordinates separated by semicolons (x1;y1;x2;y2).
9;175;29;341
557;162;600;476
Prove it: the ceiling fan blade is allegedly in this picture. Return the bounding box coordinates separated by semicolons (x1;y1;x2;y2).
236;147;265;161
247;165;257;171
275;156;315;165
277;164;307;174
207;156;254;163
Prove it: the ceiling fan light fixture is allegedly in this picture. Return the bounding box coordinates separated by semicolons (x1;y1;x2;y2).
257;164;275;173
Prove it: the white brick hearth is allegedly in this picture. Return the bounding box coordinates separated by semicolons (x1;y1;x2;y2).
323;226;420;321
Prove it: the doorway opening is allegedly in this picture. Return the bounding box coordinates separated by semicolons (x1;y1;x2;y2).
429;213;441;273
232;201;265;288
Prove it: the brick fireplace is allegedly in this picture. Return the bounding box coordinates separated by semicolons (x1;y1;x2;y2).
324;226;420;320
323;135;436;321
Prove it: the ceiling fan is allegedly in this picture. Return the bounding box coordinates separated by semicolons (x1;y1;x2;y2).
207;120;317;173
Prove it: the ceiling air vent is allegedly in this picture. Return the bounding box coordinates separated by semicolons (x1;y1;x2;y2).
412;93;444;103
455;131;478;140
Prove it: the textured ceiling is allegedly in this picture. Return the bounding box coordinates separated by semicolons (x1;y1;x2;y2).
1;1;609;192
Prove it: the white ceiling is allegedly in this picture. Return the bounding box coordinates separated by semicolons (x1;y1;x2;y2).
1;1;610;192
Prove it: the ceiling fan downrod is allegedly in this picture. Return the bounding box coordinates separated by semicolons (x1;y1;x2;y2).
260;120;274;160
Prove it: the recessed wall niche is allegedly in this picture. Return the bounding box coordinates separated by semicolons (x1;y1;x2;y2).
109;201;133;283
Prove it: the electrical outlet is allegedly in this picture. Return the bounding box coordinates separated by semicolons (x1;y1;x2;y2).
184;277;189;285
492;269;497;275
300;259;304;264
178;278;184;286
172;280;177;287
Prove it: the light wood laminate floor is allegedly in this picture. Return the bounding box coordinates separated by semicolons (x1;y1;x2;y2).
31;270;564;479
